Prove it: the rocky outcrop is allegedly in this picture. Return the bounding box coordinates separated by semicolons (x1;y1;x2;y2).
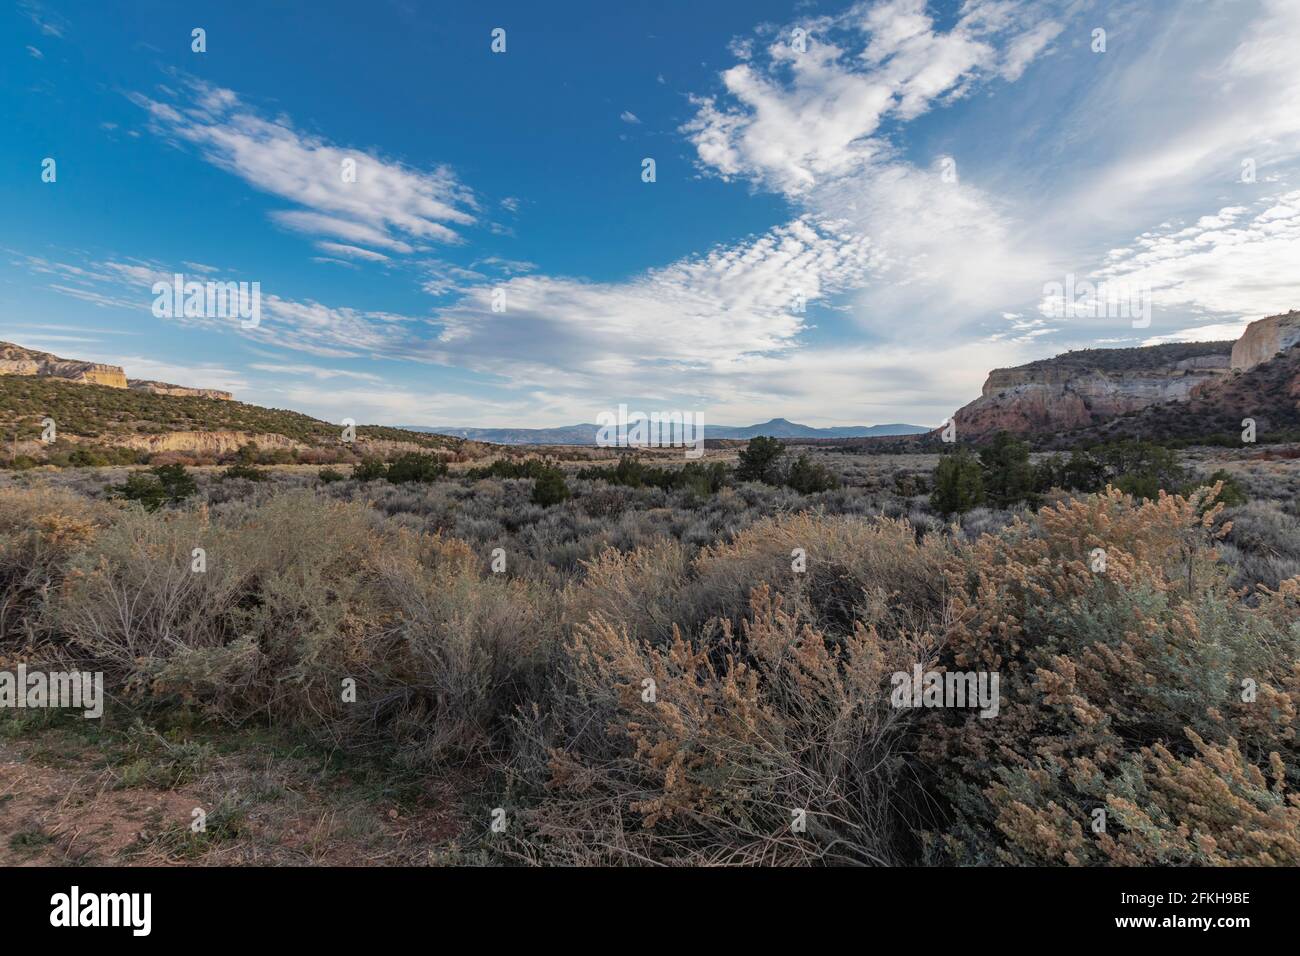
1232;310;1300;371
127;379;234;401
0;341;233;400
0;342;128;388
950;342;1234;440
114;431;302;455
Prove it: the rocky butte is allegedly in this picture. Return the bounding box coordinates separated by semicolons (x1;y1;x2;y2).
0;341;233;400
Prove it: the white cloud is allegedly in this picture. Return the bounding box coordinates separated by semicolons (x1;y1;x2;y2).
249;363;384;382
674;0;1065;340
13;253;427;361
130;80;476;259
315;241;391;262
620;110;641;124
683;0;1062;196
425;217;878;391
19;1;65;37
1085;191;1300;330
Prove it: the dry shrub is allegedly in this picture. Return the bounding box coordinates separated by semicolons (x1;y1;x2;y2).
563;538;689;645
689;513;949;636
511;580;936;866
8;471;1299;865
48;492;379;718
46;489;558;762
0;486;117;642
923;486;1300;865
361;529;560;765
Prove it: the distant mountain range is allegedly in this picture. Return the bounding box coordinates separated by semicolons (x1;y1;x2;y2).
401;418;931;445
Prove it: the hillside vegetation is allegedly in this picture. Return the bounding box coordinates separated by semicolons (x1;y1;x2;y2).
1059;347;1300;447
1014;341;1233;373
0;375;465;450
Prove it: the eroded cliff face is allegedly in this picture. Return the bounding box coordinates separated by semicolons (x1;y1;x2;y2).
948;310;1300;441
950;343;1235;440
1232;311;1300;370
108;432;432;458
114;431;302;455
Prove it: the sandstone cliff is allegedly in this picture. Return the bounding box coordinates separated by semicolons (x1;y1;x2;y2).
0;342;128;388
946;309;1300;444
1231;310;1300;370
951;342;1233;440
1065;344;1300;445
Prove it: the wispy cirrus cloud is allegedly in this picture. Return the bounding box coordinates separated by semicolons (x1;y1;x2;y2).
9;252;425;360
19;0;66;38
129;80;477;259
315;241;391;262
248;363;385;383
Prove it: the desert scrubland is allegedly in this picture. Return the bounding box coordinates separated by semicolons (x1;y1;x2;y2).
2;444;1298;865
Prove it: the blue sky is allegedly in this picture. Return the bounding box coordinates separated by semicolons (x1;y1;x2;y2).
3;0;1298;428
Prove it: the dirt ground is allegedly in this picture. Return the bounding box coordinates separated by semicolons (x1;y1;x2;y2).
0;717;473;866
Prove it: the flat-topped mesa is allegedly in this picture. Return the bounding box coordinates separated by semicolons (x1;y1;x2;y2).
1232;310;1300;371
0;341;233;399
127;379;234;401
951;341;1234;440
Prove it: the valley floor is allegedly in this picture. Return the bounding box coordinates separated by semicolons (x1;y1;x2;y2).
2;448;1299;865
